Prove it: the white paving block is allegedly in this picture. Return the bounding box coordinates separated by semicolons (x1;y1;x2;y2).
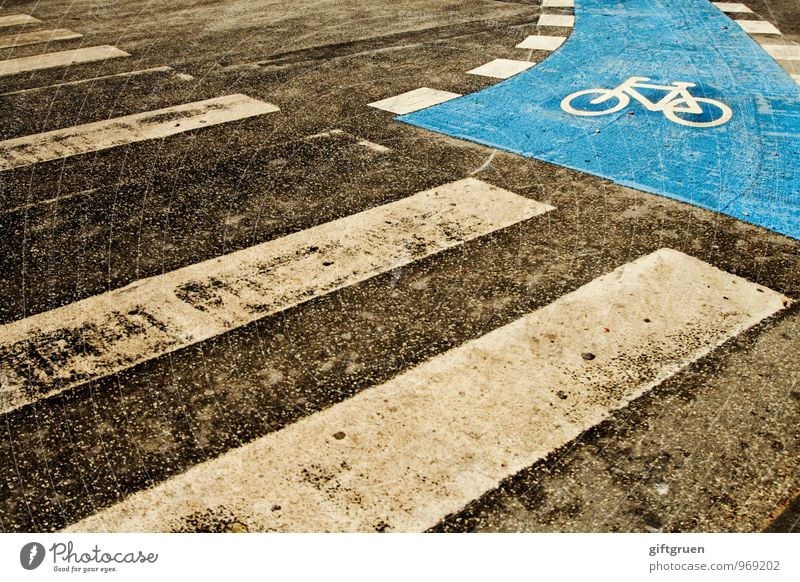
542;0;574;7
516;34;567;51
368;87;461;115
538;14;575;27
712;2;753;13
736;20;781;35
467;58;536;79
760;44;800;60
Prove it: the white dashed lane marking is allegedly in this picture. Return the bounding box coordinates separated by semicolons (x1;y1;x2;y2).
0;93;279;171
736;20;781;35
0;28;82;49
538;14;575;28
65;249;789;532
467;58;536;79
542;0;574;7
368;87;461;114
0;45;130;77
0;178;553;414
515;35;567;51
712;2;753;13
0;14;41;28
761;44;800;60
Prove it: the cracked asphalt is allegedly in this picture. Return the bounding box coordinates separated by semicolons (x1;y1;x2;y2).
0;0;797;533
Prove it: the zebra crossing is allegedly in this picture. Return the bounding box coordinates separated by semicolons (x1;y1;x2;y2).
0;1;797;534
66;249;788;533
0;179;552;413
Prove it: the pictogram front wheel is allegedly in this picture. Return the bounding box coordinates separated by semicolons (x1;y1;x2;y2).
560;89;630;116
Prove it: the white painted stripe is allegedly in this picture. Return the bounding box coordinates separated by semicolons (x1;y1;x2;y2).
0;14;40;28
542;0;574;7
304;129;391;152
0;45;130;78
0;130;387;217
0;179;552;414
537;14;575;27
0;66;176;97
736;20;781;35
0;94;278;171
760;44;800;60
0;28;82;49
793;74;800;84
65;249;789;533
515;34;566;51
356;138;391;153
368;87;461;115
712;2;753;13
467;58;535;79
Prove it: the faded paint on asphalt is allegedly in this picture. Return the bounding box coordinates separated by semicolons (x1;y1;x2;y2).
0;178;552;413
66;249;788;532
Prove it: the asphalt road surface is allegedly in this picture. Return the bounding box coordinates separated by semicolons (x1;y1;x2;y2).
0;0;798;533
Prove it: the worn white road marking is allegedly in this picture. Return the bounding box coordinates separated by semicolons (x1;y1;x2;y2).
0;94;278;171
712;2;753;13
368;87;461;115
542;0;574;7
302;129;390;152
0;28;82;49
760;44;800;60
356;138;391;153
538;14;575;27
0;14;40;28
0;130;388;218
0;66;177;97
65;249;789;533
515;35;566;51
736;20;781;35
792;74;800;84
0;179;552;414
467;58;535;79
0;45;130;78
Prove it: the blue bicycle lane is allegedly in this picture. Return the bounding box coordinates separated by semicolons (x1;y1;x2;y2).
399;0;800;240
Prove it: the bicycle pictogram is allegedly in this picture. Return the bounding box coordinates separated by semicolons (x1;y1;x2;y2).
561;76;732;127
